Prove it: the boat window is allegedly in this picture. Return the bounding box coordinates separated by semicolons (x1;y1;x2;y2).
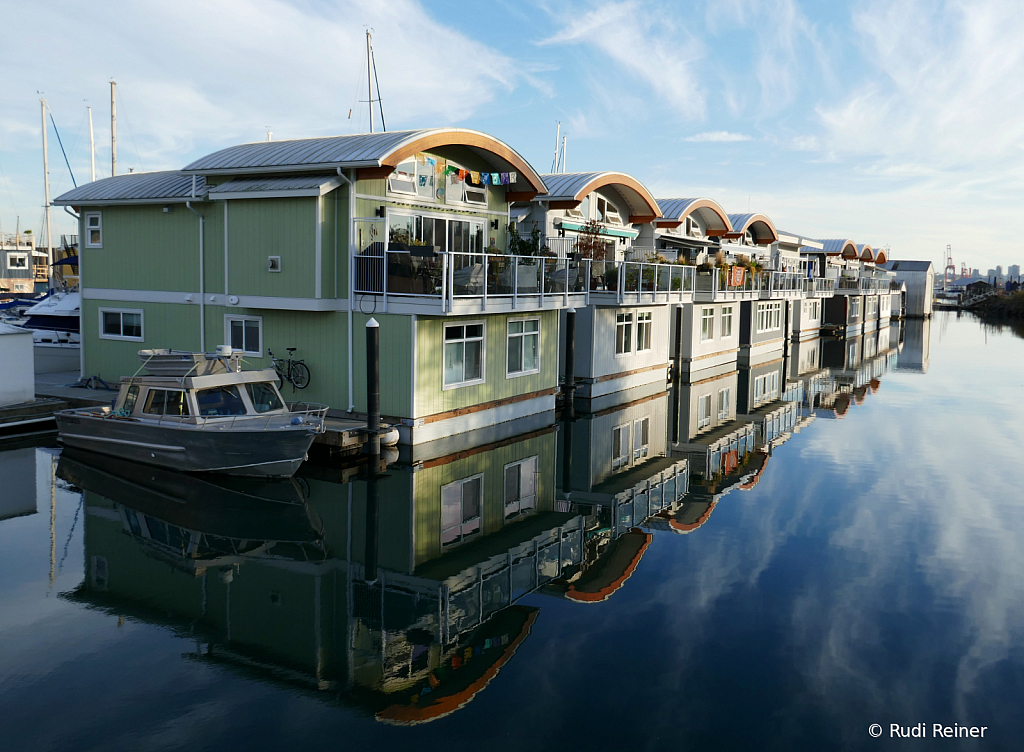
196;386;248;416
245;382;284;413
121;385;140;414
143;389;190;417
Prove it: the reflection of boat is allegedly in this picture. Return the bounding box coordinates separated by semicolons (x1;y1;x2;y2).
57;447;324;564
55;350;327;477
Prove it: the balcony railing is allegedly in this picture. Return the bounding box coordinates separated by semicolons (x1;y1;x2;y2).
352;250;696;312
836;276;900;293
769;272;804;297
802;277;837;297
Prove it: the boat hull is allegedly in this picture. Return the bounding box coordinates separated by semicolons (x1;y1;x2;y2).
55;411;316;477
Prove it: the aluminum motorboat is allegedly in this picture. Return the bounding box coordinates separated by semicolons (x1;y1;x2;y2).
54;348;327;477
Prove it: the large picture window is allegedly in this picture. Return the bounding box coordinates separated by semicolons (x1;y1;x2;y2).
507;318;540;376
225;315;262;356
99;308;143;341
636;311;652;351
615;312;633;355
504;456;538;520
698;394;712;429
444;322;485;387
441;475;482;546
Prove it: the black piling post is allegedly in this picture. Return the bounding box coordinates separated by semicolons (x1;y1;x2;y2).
364;317;380;583
564;307;576;420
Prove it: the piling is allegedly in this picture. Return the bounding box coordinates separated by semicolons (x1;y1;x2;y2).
364;317;380;583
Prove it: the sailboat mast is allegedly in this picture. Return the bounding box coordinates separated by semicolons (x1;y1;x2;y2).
88;106;96;182
110;80;117;177
366;31;373;134
40;99;52;281
552;121;560;173
561;135;567;173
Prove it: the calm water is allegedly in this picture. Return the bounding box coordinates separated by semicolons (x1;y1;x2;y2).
2;312;1023;751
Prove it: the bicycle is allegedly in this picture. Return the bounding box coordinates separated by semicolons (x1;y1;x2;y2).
269;348;311;390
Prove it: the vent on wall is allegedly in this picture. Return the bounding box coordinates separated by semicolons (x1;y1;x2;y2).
267;256;281;272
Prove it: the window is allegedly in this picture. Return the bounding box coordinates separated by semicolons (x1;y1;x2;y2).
612;423;630;468
444;322;485;387
507;318;540;376
721;306;733;338
684;216;703;239
445;162;487;206
245;382;284;413
504;457;537;520
195;386;248;416
756;302;782;333
441;475;482;546
388;155;435;201
717;388;730;420
700;307;715;341
633;417;649;461
85;212;102;247
143;389;190;417
99;308;143;341
615;313;633;355
636;312;652;351
595;196;622;225
6;253;27;269
804;300;820;321
698;394;712;429
754;373;779;403
117;385;140;415
226;315;262;356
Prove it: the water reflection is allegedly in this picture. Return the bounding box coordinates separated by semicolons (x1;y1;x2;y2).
1;313;936;743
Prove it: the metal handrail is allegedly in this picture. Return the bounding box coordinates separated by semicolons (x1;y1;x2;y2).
147;402;329;433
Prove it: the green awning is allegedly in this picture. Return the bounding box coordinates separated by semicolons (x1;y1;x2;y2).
559;220;638;239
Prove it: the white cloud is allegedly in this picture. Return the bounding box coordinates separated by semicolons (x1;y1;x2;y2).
539;1;706;120
683;130;752;143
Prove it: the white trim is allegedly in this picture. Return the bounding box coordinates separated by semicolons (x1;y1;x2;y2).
223;201;229;295
505;315;541;379
83;287;350;311
315;196;322;299
98;306;144;341
224;314;264;357
207;178;342;201
442;319;486;390
440;472;484;547
614;311;634;357
611;422;630;469
410;314;418;418
354;192;508;218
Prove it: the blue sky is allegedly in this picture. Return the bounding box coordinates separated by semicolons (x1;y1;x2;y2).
2;0;1022;272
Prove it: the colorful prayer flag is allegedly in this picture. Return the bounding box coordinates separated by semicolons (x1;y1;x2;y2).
509;171;518;183
481;172;491;185
470;171;481;184
414;153;426;165
500;172;509;185
458;169;468;180
491;172;500;184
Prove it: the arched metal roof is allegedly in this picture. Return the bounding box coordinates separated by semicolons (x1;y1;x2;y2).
820;239;859;258
536;172;661;221
53;171;205;205
655;198;733;235
182;128;547;193
874;247;888;263
725;213;779;245
856;243;874;261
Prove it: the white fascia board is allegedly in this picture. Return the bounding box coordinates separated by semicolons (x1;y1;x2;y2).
83;287;349;311
210;178;344;201
52;197;200;206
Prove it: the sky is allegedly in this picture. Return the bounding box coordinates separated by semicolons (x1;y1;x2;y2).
2;0;1023;272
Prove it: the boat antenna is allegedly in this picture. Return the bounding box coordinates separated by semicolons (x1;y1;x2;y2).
110;79;117;177
87;104;96;182
551;121;561;173
370;33;386;132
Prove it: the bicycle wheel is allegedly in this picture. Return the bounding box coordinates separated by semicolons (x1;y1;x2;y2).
290;361;311;389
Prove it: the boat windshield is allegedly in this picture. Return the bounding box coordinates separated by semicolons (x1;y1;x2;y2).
245;382;284;413
195;386;248;417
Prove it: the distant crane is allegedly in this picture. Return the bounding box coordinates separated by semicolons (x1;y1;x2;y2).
944;244;956;290
960;262;969;279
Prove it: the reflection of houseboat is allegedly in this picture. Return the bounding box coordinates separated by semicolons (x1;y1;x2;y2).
55;350;327;477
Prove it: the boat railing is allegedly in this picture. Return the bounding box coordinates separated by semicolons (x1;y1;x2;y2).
147;402;329;433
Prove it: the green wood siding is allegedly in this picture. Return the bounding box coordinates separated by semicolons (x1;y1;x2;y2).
323;186;349;298
350;313;414;418
411;431;556;567
414;310;558;418
80;203;223;293
226;197;316;298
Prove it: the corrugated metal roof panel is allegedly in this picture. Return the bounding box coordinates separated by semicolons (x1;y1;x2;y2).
185;129;451;171
881;260;933;272
656;198;701;219
819;238;857;256
53;172;203;204
207;175;337;194
537;172;607;201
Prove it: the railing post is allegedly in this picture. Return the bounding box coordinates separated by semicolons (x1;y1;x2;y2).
483;254;488;311
563;258;569;307
512;255;518;310
618;262;624;305
382;251;389;313
441;252;448;313
585;259;591;306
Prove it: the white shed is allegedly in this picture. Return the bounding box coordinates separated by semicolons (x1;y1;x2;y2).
881;260;934;317
0;323;35;407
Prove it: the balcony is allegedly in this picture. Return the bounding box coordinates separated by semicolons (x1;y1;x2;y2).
352;251;695;315
767;272;804;299
802;277;836;298
694;269;769;302
835;276;900;294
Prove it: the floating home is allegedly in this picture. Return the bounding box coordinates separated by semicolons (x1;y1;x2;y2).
55;129;594;453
